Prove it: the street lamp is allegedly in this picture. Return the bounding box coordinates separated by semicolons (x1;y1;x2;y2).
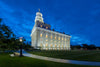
19;37;23;57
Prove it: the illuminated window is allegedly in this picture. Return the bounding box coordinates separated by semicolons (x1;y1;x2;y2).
55;36;56;39
40;33;42;37
46;34;48;38
40;25;42;27
58;37;60;40
62;38;63;40
46;27;48;29
46;43;48;47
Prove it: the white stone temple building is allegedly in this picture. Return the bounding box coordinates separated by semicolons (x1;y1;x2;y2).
31;10;71;50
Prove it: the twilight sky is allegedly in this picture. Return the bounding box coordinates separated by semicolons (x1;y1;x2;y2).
0;0;100;46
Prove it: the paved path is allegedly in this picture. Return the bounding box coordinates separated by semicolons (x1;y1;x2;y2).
23;53;100;66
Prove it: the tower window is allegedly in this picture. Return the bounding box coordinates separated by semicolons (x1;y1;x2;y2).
40;33;42;37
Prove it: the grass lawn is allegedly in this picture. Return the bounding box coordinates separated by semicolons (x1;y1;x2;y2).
29;50;100;62
0;53;99;67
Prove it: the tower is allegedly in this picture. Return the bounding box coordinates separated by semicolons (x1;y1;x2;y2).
31;9;71;50
35;9;44;23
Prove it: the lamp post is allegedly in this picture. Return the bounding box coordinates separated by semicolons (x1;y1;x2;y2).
19;37;23;57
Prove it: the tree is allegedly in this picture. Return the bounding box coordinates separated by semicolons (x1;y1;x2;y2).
0;18;32;51
71;45;81;50
89;44;96;50
82;44;89;50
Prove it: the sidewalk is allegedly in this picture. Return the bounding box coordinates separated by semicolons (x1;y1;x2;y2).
23;53;100;66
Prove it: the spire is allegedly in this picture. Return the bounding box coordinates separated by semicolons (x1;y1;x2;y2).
38;8;40;12
35;9;44;23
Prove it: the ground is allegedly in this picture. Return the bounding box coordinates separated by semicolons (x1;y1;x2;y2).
0;52;99;67
29;50;100;62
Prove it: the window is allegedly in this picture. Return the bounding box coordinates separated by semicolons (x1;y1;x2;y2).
46;34;48;38
46;27;48;29
62;38;63;40
40;33;42;37
55;36;56;39
58;37;60;40
40;25;42;27
46;43;48;47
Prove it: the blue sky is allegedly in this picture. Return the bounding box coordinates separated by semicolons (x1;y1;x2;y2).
0;0;100;46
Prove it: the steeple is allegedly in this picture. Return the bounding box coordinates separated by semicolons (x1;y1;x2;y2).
38;8;40;12
35;9;44;23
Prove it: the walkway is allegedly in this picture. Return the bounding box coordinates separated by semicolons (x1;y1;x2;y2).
23;53;100;66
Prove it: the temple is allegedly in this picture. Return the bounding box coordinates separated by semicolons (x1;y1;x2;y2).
31;9;71;50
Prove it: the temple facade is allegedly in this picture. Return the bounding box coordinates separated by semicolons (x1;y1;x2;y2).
31;10;71;50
